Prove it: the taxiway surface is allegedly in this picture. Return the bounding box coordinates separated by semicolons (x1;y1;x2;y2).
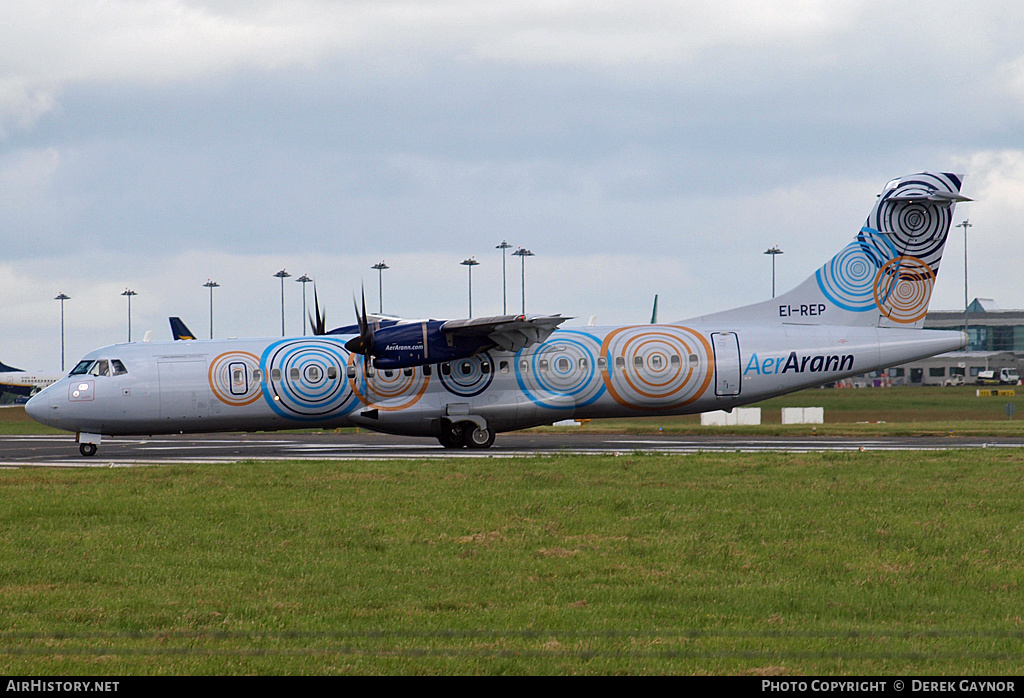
3;432;1024;467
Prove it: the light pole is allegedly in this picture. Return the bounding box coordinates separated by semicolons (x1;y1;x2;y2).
461;257;480;317
764;245;783;298
274;269;290;336
54;292;70;371
296;274;312;335
511;247;534;314
957;219;972;346
121;288;137;342
371;261;388;314
496;240;512;314
203;280;219;339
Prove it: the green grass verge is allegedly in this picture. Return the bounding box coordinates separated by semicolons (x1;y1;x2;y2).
0;407;66;435
3;452;1024;675
535;385;1024;436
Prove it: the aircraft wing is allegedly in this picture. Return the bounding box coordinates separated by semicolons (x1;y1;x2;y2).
441;314;570;352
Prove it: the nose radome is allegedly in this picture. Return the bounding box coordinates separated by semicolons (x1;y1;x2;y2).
24;390;53;424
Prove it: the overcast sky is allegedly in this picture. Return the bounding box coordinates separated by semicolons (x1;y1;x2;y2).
3;1;1024;369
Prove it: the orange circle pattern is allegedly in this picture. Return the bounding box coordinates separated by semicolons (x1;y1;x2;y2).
873;256;935;324
599;326;714;411
347;354;431;411
208;351;263;406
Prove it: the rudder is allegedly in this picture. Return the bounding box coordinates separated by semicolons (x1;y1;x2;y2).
817;172;968;327
685;172;969;328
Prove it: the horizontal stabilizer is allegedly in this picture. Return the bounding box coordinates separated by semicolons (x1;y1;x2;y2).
887;191;972;203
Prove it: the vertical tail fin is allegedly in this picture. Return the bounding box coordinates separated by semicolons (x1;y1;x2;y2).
169;317;197;340
686;172;970;328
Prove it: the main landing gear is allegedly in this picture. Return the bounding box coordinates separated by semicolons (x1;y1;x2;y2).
79;443;97;457
437;419;495;450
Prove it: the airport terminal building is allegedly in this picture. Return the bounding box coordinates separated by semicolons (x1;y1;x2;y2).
871;299;1024;386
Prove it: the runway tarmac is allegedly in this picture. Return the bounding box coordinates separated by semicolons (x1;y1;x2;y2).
3;431;1024;467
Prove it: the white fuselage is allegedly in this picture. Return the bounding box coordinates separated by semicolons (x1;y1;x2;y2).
26;322;966;439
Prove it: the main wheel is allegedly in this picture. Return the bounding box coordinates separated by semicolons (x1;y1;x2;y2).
79;443;98;457
437;422;465;449
463;425;495;449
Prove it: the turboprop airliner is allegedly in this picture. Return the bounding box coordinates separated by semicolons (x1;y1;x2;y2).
27;172;971;456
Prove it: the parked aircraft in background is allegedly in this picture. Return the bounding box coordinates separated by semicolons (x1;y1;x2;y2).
0;361;65;402
170;317;197;341
27;172;971;456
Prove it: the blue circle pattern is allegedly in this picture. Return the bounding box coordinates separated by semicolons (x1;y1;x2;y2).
439;352;495;397
815;228;897;312
514;330;605;410
261;338;358;420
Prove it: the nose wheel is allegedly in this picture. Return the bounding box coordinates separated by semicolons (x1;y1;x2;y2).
79;443;98;457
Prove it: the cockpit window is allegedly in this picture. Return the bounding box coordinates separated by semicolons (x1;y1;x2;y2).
70;359;125;376
70;360;94;375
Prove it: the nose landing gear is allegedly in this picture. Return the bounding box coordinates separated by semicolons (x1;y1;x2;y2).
76;432;101;457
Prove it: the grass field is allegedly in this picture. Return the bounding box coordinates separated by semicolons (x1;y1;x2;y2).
3;451;1024;675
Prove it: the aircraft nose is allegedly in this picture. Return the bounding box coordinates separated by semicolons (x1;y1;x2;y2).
24;390;54;425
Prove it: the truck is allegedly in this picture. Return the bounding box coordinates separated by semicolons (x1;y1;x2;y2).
976;368;1020;385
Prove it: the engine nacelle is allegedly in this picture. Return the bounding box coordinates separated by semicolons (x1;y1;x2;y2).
335;312;567;370
368;320;494;370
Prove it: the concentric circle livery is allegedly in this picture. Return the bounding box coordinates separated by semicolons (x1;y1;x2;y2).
816;230;897;312
261;338;358;419
347;355;430;411
870;173;958;270
440;352;495;397
515;331;605;409
874;256;935;324
599;326;714;410
209;350;263;406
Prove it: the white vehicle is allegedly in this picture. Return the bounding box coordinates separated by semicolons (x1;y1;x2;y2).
976;368;1020;385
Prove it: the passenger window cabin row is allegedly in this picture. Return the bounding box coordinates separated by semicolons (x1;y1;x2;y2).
71;352;701;384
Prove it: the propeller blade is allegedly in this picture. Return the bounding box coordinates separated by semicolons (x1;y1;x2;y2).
309;283;326;335
344;284;375;355
361;285;369;335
